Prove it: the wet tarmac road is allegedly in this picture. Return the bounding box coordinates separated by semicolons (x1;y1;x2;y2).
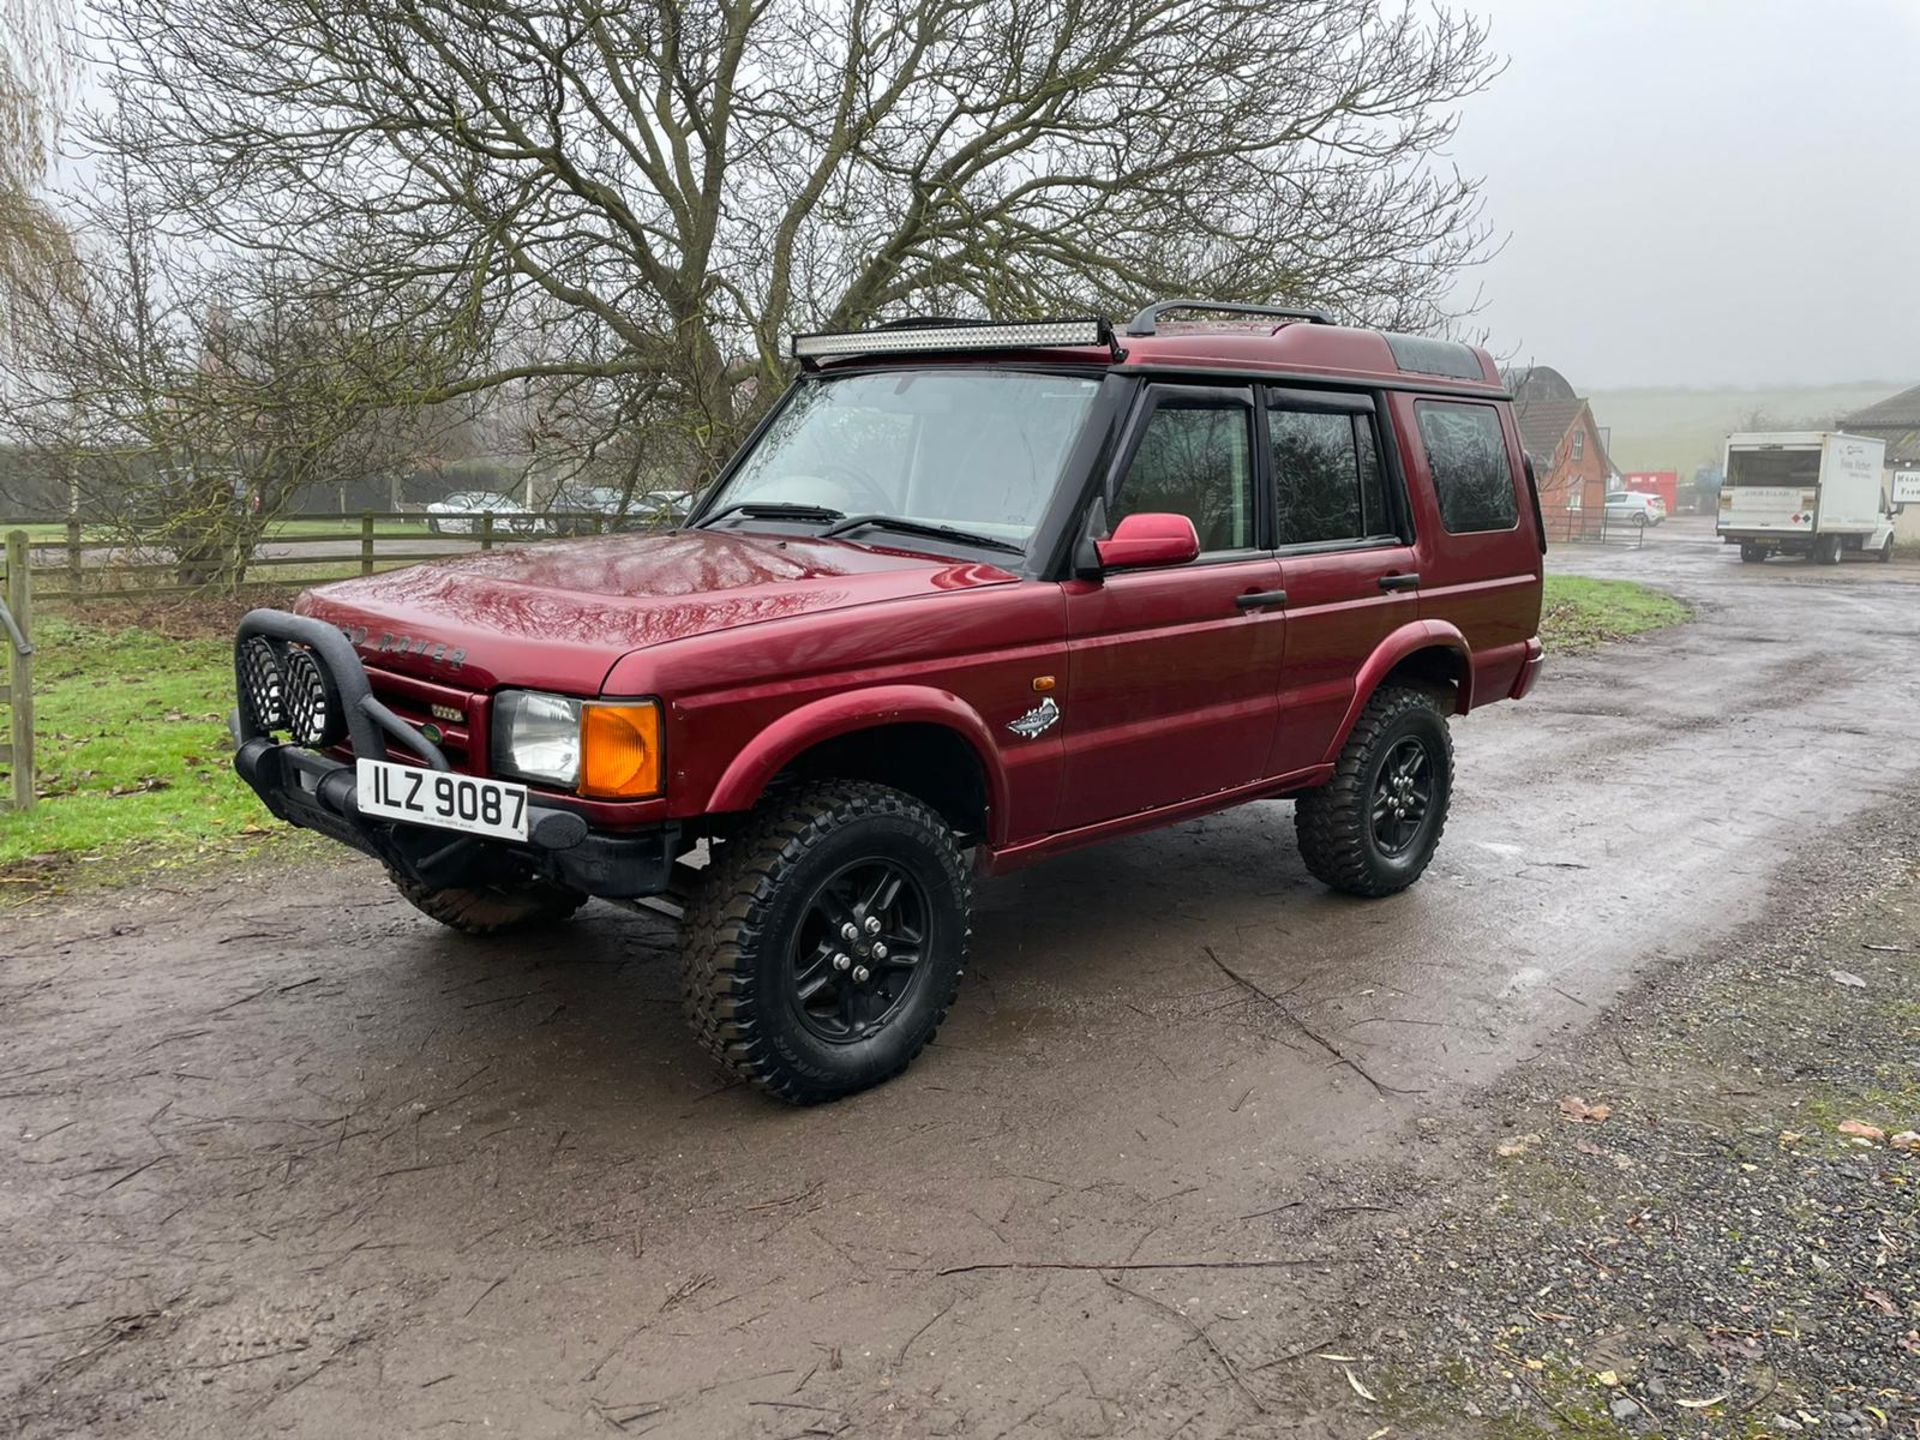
3;516;1918;1437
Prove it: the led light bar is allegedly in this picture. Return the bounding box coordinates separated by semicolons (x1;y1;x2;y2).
791;318;1107;361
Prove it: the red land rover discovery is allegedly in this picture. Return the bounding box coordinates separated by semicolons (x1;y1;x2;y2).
232;302;1546;1102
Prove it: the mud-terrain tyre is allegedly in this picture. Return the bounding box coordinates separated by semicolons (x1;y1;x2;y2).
1294;684;1453;898
681;780;969;1104
387;868;586;936
1739;542;1767;564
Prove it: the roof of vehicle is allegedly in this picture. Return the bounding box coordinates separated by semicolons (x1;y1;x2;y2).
808;320;1506;396
1725;431;1884;447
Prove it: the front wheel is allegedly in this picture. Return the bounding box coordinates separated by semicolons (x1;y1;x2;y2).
1878;535;1895;563
681;780;970;1104
1295;685;1453;898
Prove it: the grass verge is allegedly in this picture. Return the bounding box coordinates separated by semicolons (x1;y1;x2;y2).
1541;574;1691;652
0;615;304;900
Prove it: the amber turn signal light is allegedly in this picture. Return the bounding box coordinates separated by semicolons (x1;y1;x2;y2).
578;701;663;798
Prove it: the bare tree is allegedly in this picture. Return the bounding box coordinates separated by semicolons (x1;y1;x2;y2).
93;0;1498;477
2;167;478;586
1;0;72;336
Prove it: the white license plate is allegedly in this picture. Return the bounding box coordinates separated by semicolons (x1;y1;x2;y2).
356;759;529;842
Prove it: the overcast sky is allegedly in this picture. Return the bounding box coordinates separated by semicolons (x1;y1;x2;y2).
1447;0;1920;389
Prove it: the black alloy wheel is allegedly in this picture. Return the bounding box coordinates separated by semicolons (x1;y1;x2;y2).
1370;736;1435;858
788;858;930;1043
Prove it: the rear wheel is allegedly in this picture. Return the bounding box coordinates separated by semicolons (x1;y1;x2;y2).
1739;542;1768;564
1816;534;1843;565
681;780;969;1104
388;868;586;935
1295;684;1453;898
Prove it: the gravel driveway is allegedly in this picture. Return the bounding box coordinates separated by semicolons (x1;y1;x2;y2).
3;518;1918;1438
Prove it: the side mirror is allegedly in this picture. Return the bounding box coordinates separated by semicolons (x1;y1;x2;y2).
1094;513;1201;571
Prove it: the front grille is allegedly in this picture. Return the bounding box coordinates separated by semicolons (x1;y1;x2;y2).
363;666;490;775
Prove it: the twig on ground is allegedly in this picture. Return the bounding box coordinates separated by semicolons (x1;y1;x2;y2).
1103;1275;1265;1414
1203;947;1421;1098
935;1257;1327;1277
893;1296;956;1370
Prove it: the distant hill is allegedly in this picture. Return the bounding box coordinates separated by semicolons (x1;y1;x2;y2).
1589;382;1915;474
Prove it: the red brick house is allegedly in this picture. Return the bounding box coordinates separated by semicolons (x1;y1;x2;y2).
1506;366;1615;541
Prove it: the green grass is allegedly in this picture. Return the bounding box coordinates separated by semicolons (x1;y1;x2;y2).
266;518;431;538
1540;575;1690;652
3;523;102;542
1;617;299;894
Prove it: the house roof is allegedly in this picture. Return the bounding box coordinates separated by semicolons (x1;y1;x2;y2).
1505;364;1618;477
1842;382;1920;430
1504;365;1577;406
1840;383;1920;462
1512;397;1586;466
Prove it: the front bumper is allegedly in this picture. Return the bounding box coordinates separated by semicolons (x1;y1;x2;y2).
232;610;677;899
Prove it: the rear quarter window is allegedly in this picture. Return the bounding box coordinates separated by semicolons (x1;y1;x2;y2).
1415;401;1518;534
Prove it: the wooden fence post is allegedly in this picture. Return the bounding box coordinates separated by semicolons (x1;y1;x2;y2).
361;511;375;575
480;512;495;552
3;530;33;812
66;518;82;593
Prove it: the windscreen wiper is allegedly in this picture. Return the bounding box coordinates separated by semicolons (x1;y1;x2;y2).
695;501;845;529
820;514;1025;556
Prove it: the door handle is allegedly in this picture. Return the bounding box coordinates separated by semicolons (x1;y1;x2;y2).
1234;589;1289;610
1378;573;1421;592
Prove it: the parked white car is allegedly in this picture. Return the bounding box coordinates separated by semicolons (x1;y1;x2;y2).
425;491;546;536
547;485;696;533
1605;492;1665;528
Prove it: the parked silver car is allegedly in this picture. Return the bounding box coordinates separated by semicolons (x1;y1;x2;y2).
424;491;546;536
1604;492;1665;529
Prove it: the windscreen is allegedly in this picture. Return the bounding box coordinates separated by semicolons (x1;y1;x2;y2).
716;371;1101;547
1727;449;1819;487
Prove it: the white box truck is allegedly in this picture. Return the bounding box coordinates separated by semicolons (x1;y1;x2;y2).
1718;431;1895;564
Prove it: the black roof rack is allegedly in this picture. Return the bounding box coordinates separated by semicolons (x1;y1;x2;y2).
1124;299;1333;337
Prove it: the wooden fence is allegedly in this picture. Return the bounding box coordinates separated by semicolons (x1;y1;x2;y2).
0;510;669;604
0;530;35;812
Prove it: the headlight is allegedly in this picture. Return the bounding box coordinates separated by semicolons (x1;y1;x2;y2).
492;691;662;798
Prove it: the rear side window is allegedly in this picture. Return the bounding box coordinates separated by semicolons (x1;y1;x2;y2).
1269;407;1392;546
1111;399;1256;553
1416;401;1518;533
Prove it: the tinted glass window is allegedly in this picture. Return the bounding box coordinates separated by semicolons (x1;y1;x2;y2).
1112;399;1255;552
1726;449;1820;487
1269;407;1394;546
1416;402;1517;533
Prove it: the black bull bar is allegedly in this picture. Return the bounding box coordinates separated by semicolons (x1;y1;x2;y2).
229;610;676;898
